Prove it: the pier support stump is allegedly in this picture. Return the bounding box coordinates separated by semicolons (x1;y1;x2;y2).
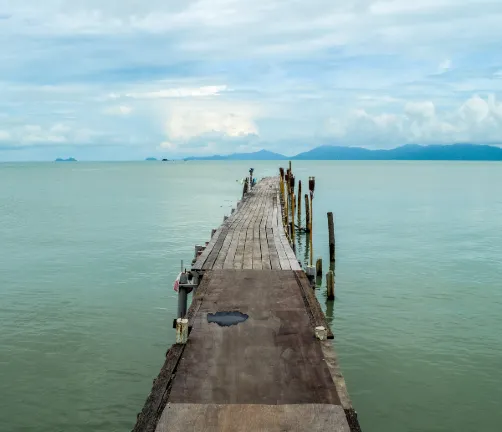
326;270;335;300
306;266;316;283
304;194;310;233
316;258;323;276
328;212;335;263
297;181;302;228
176;318;188;344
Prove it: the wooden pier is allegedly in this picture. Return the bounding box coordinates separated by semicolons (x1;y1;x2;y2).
133;175;362;432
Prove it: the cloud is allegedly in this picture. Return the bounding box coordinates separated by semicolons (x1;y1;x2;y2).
1;1;502;159
104;105;133;115
438;59;452;74
0;130;11;141
327;95;502;146
154;100;260;154
405;101;436;120
119;85;228;100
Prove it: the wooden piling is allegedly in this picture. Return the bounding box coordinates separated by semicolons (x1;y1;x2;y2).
316;258;322;276
175;318;188;344
285;172;289;239
326;270;335;300
327;212;335;262
242;178;248;197
297;180;302;228
304;194;310;233
309;177;315;266
291;193;295;246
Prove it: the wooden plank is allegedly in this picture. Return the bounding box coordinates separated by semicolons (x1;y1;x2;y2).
266;228;281;270
252;199;264;269
168;270;341;405
203;228;230;269
273;227;290;270
194;177;300;271
156;404;350;432
242;227;254;269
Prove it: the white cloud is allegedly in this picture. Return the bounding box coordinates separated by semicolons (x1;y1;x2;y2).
438;58;452;74
327;95;502;146
405;101;436;120
0;131;11;141
104;105;133;115
121;85;227;99
163;102;259;141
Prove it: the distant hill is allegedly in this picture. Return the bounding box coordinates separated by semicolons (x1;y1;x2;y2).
184;144;502;161
145;157;158;161
184;149;287;161
293;144;502;160
55;157;77;162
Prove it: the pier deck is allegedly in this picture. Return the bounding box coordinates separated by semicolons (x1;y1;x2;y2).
193;177;301;271
133;177;361;432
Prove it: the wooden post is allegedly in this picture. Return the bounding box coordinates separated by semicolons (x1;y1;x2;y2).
316;258;322;276
297;181;302;229
326;270;335;300
304;194;310;233
285;172;289;239
327;212;335;262
242;178;248;197
309;177;315;267
176;318;189;344
291;193;295;246
177;282;188;318
309;194;313;266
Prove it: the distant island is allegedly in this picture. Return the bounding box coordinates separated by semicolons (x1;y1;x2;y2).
184;144;502;161
145;157;158;161
55;157;77;162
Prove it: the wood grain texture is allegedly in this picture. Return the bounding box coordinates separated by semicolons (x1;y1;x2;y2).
168;270;341;406
193;177;301;271
156;404;350;432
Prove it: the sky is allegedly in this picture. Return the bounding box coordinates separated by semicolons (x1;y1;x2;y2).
0;0;502;160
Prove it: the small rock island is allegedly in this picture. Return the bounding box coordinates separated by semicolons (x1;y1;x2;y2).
55;157;77;162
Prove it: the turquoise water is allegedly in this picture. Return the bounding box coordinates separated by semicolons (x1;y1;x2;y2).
1;161;501;431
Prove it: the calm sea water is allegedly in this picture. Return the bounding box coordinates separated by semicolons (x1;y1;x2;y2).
1;161;501;432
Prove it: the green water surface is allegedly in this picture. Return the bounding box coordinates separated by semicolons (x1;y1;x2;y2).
1;161;501;431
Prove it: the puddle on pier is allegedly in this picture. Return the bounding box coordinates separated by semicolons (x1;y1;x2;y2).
207;311;249;327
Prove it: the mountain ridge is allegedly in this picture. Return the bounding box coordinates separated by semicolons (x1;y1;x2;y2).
182;144;502;161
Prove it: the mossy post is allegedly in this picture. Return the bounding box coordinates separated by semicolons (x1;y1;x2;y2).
327;212;335;263
304;194;310;233
326;270;335;300
316;258;323;276
297;180;302;229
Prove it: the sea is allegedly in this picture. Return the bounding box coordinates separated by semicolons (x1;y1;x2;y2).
0;161;501;432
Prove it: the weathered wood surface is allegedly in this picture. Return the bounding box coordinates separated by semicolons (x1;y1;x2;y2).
168;270;340;406
156;404;350;432
193;177;301;271
134;177;362;432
